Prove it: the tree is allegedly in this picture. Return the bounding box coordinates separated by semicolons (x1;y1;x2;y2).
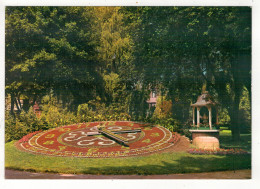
6;7;103;111
5;7;251;141
132;7;251;140
92;7;145;115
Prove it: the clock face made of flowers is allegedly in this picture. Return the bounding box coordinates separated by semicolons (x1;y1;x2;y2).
16;121;177;158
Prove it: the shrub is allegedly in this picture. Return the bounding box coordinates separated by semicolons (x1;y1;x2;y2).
17;107;43;132
77;97;131;122
151;117;180;132
5;96;78;142
5;112;27;142
152;96;172;120
40;96;77;128
5;109;43;143
77;103;95;122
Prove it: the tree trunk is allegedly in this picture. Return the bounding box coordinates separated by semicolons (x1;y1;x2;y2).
10;93;15;115
17;95;22;110
229;83;242;142
23;99;30;112
14;97;20;112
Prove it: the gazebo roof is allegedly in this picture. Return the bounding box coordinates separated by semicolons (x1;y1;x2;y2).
191;91;216;107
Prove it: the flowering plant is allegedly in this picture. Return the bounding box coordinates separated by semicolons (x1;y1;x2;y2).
169;132;181;144
187;148;249;155
18;130;42;143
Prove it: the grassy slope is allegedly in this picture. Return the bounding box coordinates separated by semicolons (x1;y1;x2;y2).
5;141;251;175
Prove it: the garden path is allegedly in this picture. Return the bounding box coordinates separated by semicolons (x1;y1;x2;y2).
5;168;251;179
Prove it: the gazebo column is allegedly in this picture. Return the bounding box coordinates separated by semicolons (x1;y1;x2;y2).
208;106;212;130
197;107;200;128
192;107;195;126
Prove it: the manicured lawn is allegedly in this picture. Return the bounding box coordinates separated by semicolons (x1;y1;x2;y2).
219;129;251;152
5;141;251;175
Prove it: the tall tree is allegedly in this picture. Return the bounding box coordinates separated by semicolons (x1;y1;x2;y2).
6;7;103;111
132;7;251;140
92;7;139;109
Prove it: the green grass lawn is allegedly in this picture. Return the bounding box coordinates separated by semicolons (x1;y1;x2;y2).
5;140;251;175
219;130;251;152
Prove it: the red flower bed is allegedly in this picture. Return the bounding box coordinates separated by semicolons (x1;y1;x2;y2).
169;132;181;144
18;130;42;143
16;121;181;158
187;148;249;155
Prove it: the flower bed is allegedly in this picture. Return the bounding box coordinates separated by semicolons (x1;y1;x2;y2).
187;148;249;155
18;130;42;143
169;132;181;144
15;121;180;158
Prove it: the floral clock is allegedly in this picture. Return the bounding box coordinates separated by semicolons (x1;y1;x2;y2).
16;121;180;158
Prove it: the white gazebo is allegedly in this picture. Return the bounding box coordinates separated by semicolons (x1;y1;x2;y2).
189;91;220;150
191;91;218;130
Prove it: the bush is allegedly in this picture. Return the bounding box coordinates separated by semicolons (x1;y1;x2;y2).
77;103;95;122
39;95;78;128
5;96;78;142
152;96;172;120
77;97;131;122
218;108;231;125
5;112;27;143
175;119;192;139
151;117;180;132
5;108;44;143
18;107;44;132
149;96;182;132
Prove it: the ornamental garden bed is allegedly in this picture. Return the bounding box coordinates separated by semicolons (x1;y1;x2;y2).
187;148;249;155
15;121;181;158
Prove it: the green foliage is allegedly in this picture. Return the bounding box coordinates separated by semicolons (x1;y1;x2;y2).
17;107;43;132
218;108;231;125
152;96;173;120
155;118;180;133
150;96;182;133
5;96;79;142
94;7;134;74
77;103;94;122
103;72;125;103
239;87;251;133
5;7;251;140
5;7;102;111
5;112;26;143
77;97;131;122
5;108;43;142
153;96;172;119
40;96;77;128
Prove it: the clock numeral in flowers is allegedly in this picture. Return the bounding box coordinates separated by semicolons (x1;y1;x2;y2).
150;133;160;137
77;124;83;128
108;121;115;126
64;131;88;141
143;127;152;131
59;128;71;132
142;139;151;143
43;140;54;145
107;126;122;131
58;146;67;151
126;133;136;140
45;134;55;138
87;148;99;154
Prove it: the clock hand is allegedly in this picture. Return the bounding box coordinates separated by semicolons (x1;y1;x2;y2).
86;128;141;136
